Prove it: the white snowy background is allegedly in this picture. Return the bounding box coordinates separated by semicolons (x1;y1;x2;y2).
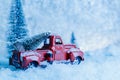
0;0;120;80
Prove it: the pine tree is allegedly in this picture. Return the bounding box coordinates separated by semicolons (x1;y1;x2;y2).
7;0;28;55
14;32;50;51
70;32;76;44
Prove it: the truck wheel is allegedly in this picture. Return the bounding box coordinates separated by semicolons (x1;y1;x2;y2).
47;61;53;64
28;61;38;68
71;56;81;65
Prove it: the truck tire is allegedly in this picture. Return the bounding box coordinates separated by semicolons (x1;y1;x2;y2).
28;61;38;68
47;61;53;64
71;56;81;65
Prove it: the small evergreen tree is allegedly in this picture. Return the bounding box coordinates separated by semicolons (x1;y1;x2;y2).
14;32;50;51
70;32;76;44
7;0;28;55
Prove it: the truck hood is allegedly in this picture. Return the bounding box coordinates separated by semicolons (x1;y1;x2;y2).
64;44;76;49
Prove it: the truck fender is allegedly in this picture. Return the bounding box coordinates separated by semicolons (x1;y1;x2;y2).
27;56;39;61
68;52;81;62
25;56;40;65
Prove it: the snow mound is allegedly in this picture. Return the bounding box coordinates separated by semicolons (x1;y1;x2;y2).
0;55;120;80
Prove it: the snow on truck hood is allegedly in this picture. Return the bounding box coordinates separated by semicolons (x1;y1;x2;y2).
67;48;81;53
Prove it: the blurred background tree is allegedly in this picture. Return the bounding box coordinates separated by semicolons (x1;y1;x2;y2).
70;32;76;44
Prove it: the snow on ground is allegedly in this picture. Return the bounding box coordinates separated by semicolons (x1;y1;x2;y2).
0;0;120;80
0;41;120;80
0;54;120;80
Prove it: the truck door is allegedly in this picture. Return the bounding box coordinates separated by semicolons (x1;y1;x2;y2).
54;38;66;60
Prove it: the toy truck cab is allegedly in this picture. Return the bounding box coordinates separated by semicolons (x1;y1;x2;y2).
42;35;67;60
9;34;84;69
41;35;84;63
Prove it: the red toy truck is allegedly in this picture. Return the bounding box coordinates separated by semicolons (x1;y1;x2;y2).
9;34;84;69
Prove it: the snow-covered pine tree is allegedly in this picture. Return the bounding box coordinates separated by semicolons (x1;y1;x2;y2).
14;32;51;51
70;32;76;44
7;0;28;55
